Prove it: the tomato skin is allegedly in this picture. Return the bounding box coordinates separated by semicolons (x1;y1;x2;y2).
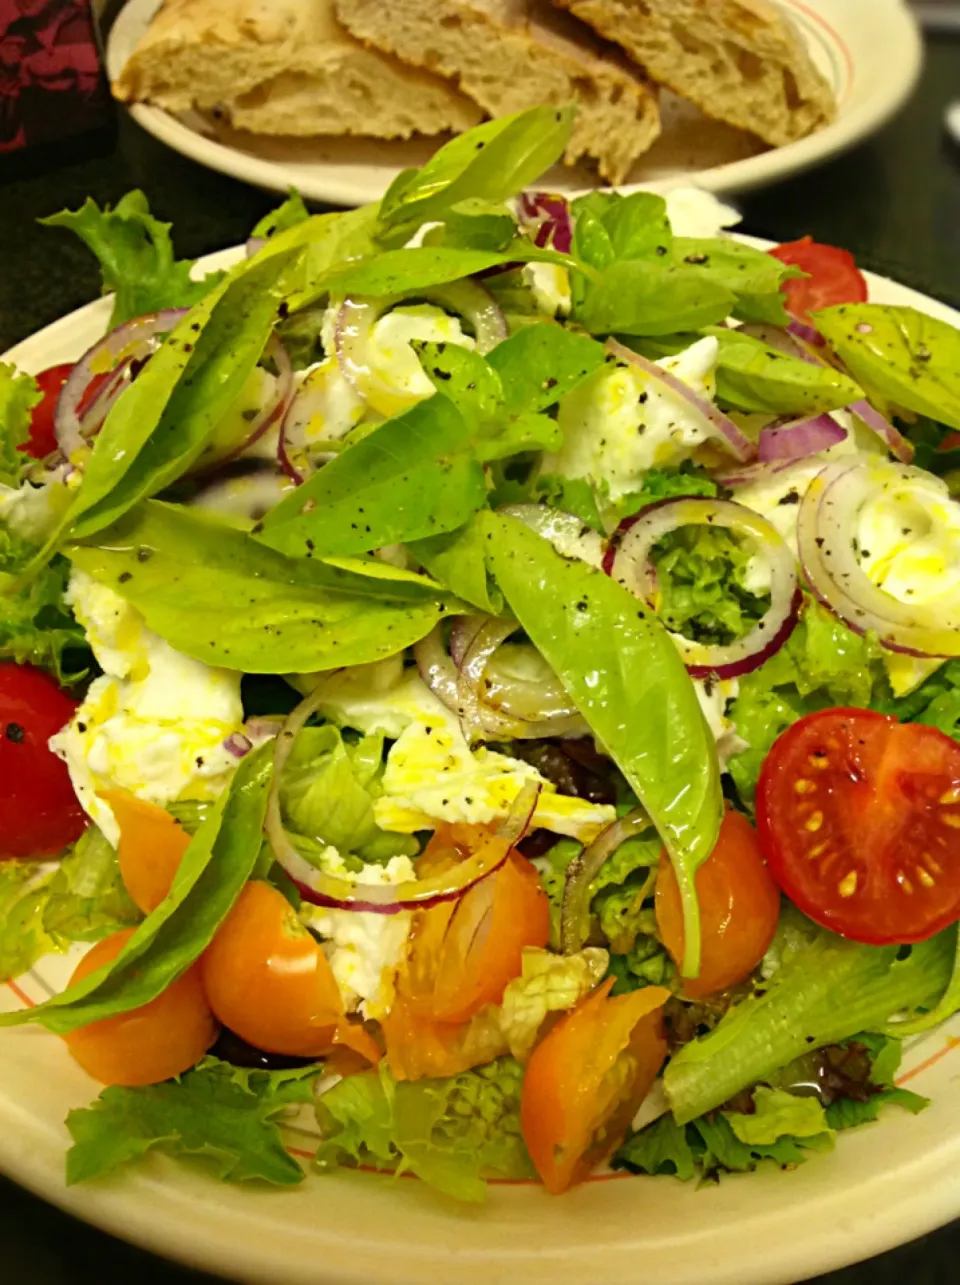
521;978;669;1194
63;929;218;1086
655;810;781;998
380;994;503;1081
102;789;191;913
0;663;87;858
22;363;73;459
403;840;549;1024
769;236;868;322
757;708;960;945
202;881;361;1059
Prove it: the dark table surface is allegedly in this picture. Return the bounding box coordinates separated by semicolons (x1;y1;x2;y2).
1;21;960;1285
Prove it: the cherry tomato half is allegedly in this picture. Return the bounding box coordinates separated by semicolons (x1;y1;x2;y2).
102;789;190;914
63;929;218;1086
22;363;73;460
202;880;378;1064
0;663;86;858
521;978;669;1194
402;827;549;1024
655;809;781;998
769;236;868;323
756;708;960;944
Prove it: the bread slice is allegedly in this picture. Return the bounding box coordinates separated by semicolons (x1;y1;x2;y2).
549;0;835;146
335;0;661;184
112;0;483;139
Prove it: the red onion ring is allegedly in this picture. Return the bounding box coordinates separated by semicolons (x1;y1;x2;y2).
334;280;507;419
605;497;802;680
560;807;650;955
849;399;915;465
797;456;960;658
786;318;826;347
265;679;541;913
605;339;755;464
758;413;846;462
498;503;606;566
55;308;189;459
278;359;363;484
716;459;800;489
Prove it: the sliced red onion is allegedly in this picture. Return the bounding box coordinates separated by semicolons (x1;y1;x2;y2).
605;339;755;464
498;503;606;567
797;456;960;658
736;323;824;365
849;398;915;464
245;715;285;744
606;497;802;679
517;191;573;253
55;308;189;458
335;280;507;418
716;458;801;489
265;679;541;914
279;360;362;484
787;318;826;347
560;808;650;955
413;624;461;711
223;733;253;759
758;413;846;463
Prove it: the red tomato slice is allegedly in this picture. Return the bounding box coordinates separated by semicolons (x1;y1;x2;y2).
756;708;960;945
21;363;74;460
0;663;86;858
769;236;868;323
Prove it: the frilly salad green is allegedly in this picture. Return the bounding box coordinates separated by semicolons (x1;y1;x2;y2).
3;106;960;1200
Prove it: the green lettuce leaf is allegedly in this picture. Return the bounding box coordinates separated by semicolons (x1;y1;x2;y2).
316;1058;533;1202
41;191;224;327
612;465;718;520
0;743;272;1034
250;191;310;242
257;393;487;559
814;303;960;431
652;524;769;647
68;501;463;674
280;724;416;863
65;1058;320;1186
728;598;887;807
0;860;58;983
0;363;41;485
0;532;87;680
498;946;609;1059
486;514;723;977
42;826;141;945
724;1085;829;1145
825;1088;928;1130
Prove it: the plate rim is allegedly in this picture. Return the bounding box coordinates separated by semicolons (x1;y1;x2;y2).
104;0;923;206
2;238;960;1285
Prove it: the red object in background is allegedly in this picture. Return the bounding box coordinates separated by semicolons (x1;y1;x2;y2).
0;0;112;153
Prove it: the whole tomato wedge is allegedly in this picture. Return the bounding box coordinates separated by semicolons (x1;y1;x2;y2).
102;789;191;914
521;978;669;1194
0;663;86;858
769;236;868;323
401;826;549;1024
202;880;378;1064
21;363;73;459
756;708;960;944
63;929;218;1086
655;809;781;998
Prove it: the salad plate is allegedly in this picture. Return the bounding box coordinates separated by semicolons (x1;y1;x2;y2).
105;0;922;204
4;117;960;1285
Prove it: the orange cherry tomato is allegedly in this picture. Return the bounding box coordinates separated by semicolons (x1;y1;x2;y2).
202;880;377;1062
380;993;506;1082
401;826;549;1024
102;789;191;914
62;929;217;1086
655;809;781;999
521;978;669;1194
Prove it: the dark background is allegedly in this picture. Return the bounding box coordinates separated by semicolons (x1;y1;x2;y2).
1;15;959;1285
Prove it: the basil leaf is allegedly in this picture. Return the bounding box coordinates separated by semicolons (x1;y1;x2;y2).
257;394;486;558
571;191;673;273
71;250;300;539
377;105;574;240
409;511;503;615
0;744;272;1034
708;327;863;414
485;514;723;974
575;262;735;337
486;325;607;414
67;502;459;673
422;199;517;252
814;304;960;430
671;239;801;326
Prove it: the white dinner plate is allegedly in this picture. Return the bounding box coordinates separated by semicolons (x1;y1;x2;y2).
2;242;960;1285
105;0;923;206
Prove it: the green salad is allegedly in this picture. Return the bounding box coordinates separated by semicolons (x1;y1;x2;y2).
3;106;960;1203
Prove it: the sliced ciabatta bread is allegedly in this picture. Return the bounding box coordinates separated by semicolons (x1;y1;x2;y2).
112;0;482;139
335;0;661;184
549;0;835;146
